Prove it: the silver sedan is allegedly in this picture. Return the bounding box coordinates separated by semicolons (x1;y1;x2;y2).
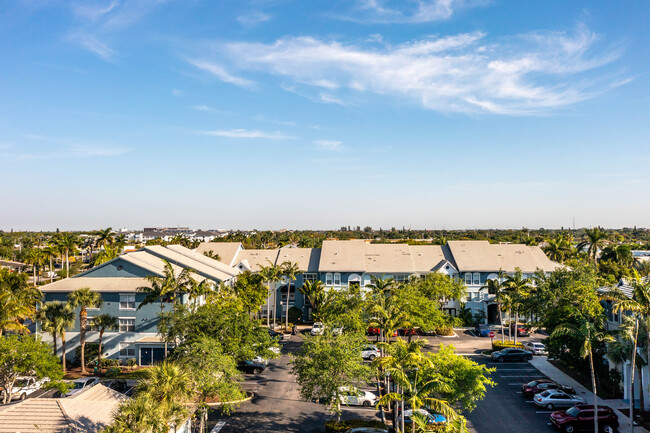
533;390;586;410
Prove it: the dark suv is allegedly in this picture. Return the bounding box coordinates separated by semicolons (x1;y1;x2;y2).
550;404;618;433
491;348;533;362
522;379;576;398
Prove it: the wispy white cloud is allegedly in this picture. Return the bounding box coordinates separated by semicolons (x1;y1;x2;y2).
188;59;255;89
73;0;119;20
197;129;296;139
172;88;183;97
348;0;478;23
191;105;230;115
237;12;271;26
314;139;343;151
70;33;116;61
208;24;626;114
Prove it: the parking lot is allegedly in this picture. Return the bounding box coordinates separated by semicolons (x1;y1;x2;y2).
466;355;558;433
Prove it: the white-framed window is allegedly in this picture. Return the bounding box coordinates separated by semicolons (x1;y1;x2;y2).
84;317;95;332
119;318;135;333
120;294;136;310
333;273;341;285
119;342;135;358
464;273;472;285
472;273;480;286
326;273;333;285
303;273;317;283
473;292;481;301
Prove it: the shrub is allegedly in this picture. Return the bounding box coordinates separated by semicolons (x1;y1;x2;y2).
492;340;524;350
434;326;454;336
100;358;120;368
288;306;302;322
325;419;390;433
74;342;100;367
126;358;137;368
106;367;121;379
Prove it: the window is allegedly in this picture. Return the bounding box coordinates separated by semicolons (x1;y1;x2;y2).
333;273;341;285
472;273;480;286
84;317;95;332
464;273;472;285
326;273;333;285
120;294;135;310
119;318;135;333
395;274;407;283
473;292;481;301
303;273;317;283
119;342;135;358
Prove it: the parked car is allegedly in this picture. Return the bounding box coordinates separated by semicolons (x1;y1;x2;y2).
64;377;100;397
1;377;48;402
491;348;533;362
522;379;576;398
332;326;344;336
361;345;380;361
237;360;266;375
475;324;492;337
368;326;397;337
252;355;269;365
534;390;586;410
310;322;325;336
403;408;447;426
510;323;529;337
550;405;618;433
397;328;417;336
267;329;285;341
339;387;377;407
103;379;128;393
523;341;547;355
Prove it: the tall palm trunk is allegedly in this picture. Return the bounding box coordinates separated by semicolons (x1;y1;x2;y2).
49;256;53;283
630;318;639;430
498;303;505;343
62;331;67;372
66;249;70;278
97;329;105;368
52;331;58;357
79;307;87;373
285;283;291;330
514;308;519;345
638;363;645;422
589;351;598;433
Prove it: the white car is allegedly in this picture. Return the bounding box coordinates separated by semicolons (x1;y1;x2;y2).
361;345;380;361
310;322;325;336
339;387;377;407
523;341;547;355
1;377;48;402
64;377;100;397
252;356;269;365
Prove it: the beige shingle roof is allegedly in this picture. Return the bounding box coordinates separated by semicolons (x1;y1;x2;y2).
195;242;243;267
234;249;280;271
275;247;321;272
447;240;561;273
0;384;126;433
145;245;239;280
40;277;150;293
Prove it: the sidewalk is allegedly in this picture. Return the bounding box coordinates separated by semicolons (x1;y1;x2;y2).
529;357;649;433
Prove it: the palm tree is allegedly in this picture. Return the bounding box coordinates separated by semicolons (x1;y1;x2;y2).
68;288;103;373
91;313;119;369
259;262;283;328
297;280;326;316
56;233;79;277
93;244;119;266
104;396;159;433
577;227;608;262
368;290;407;346
186;278;213;312
42;245;58;283
137;361;194;431
37;301;75;371
367;276;397;295
502;268;531;345
0;268;41;336
282;261;302;330
137;260;191;315
552;316;614;433
95;227;115;248
24;249;44;285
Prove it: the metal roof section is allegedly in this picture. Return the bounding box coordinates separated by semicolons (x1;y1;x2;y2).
145;245;239;280
40;277;150;293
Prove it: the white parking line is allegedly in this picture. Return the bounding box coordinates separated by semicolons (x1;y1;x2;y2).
211;421;226;433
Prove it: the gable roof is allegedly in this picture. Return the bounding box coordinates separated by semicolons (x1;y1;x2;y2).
446;240;561;273
145;245;239;280
195;242;243;267
0;384;126;433
234;249;280;271
275;247;321;272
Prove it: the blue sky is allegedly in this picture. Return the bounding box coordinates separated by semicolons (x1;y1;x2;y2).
1;0;649;231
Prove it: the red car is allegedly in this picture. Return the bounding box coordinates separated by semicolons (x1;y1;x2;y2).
397;328;417;336
521;379;576;398
367;327;397;336
550;405;618;433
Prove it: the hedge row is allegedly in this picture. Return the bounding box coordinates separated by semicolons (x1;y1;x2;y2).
492;340;524;350
325;419;391;433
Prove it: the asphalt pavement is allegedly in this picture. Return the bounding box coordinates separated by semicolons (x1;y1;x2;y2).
207;333;381;433
466;355;557;433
